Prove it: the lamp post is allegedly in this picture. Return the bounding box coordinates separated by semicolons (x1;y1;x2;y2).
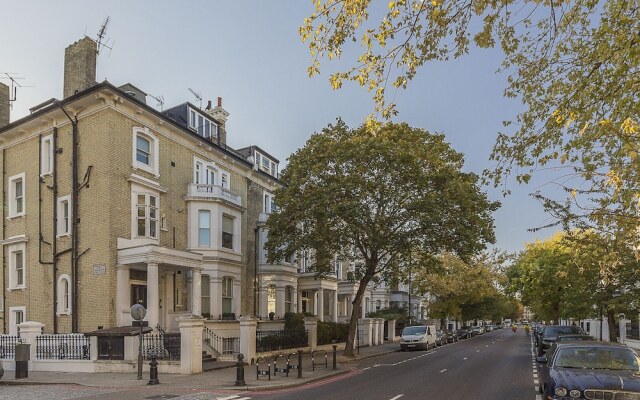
130;304;147;380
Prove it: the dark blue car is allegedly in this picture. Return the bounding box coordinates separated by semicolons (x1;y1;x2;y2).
537;341;640;399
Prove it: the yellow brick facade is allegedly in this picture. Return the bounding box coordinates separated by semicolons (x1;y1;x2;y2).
0;86;279;334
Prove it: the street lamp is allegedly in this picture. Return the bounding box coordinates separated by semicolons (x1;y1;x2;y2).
130;304;147;380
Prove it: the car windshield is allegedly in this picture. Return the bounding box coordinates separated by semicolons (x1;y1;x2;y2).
403;326;426;335
543;326;583;338
554;347;640;370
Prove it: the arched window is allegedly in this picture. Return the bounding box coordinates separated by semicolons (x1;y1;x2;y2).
132;127;159;176
57;274;71;315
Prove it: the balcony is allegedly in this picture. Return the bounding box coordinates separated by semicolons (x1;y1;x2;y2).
186;183;242;207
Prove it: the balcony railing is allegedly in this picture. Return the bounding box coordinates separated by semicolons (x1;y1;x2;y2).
187;183;242;206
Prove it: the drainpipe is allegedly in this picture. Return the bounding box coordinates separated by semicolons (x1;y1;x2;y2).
2;148;5;333
254;226;259;317
58;105;79;333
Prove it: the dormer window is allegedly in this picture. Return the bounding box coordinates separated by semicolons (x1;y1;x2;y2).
254;150;278;177
188;107;218;140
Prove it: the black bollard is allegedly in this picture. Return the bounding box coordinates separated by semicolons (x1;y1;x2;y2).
332;345;337;370
148;356;159;385
235;353;246;386
297;350;303;378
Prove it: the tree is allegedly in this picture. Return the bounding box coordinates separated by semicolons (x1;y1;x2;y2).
301;1;640;248
507;230;640;341
416;252;512;327
265;120;498;356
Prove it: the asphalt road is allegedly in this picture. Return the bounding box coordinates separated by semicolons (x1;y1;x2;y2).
0;329;535;400
254;328;535;400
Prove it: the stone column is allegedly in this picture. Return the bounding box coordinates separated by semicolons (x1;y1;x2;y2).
147;262;160;329
233;280;241;317
304;317;318;351
372;319;379;345
359;318;373;347
17;321;44;369
317;289;324;322
210;277;222;319
297;289;303;313
116;266;130;326
378;319;385;345
239;316;257;364
178;315;204;374
191;269;201;316
333;290;338;322
275;286;285;318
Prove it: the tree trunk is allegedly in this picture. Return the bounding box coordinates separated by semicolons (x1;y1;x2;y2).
607;310;618;343
344;274;373;357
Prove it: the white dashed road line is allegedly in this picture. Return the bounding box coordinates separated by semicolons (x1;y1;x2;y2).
439;369;447;373
389;395;404;400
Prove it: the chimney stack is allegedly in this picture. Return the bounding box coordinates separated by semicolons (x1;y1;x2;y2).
205;96;229;147
0;82;9;128
63;37;97;98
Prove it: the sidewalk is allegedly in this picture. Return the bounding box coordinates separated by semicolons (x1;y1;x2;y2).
0;342;399;391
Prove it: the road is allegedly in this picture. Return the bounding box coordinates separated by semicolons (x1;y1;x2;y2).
0;329;536;400
254;328;535;400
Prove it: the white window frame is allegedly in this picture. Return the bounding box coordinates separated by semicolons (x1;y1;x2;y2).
132;127;159;177
264;192;276;214
41;134;54;176
8;243;26;290
198;210;211;247
193;157;231;190
9;306;26;336
221;214;235;250
57;195;71;237
8;172;26;218
134;192;159;240
57;274;72;315
222;277;233;314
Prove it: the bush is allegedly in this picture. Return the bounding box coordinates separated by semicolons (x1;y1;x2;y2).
284;312;305;332
317;321;349;345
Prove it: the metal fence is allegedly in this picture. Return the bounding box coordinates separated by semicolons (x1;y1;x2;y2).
0;335;19;359
36;334;91;360
203;326;240;355
256;330;308;353
142;331;181;360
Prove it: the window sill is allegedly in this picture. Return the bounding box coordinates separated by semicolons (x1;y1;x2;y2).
132;164;160;178
56;311;71;316
8;286;26;292
7;213;26;220
56;233;71;238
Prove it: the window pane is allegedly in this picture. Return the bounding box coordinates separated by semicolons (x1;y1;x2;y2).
199;210;210;228
138;195;146;205
136;136;150;165
150;196;157;207
15;180;22;197
204;121;210;138
222;232;233;249
223;215;234;232
150;220;157;238
138;218;146;236
199;226;211;246
198;115;204;135
15;251;23;286
137;206;146;218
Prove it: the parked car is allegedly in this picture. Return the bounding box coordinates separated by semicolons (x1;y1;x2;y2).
435;330;446;346
470;326;483;336
400;323;436;351
537;325;585;356
485;325;494;332
537;341;640;398
556;334;595;343
446;330;459;343
458;327;472;339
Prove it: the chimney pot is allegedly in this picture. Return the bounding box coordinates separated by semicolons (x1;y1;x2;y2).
0;82;9;128
217;97;222;107
206;100;212;110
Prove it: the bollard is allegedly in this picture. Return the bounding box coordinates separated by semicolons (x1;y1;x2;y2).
332;345;337;370
297;350;303;378
235;353;246;386
148;356;159;385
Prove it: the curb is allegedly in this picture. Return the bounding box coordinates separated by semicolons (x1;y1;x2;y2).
222;367;350;391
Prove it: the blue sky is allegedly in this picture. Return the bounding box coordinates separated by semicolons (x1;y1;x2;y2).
0;1;562;253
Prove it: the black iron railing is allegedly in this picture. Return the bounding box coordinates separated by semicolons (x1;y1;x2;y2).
0;335;19;359
203;326;239;355
256;330;308;353
36;334;90;360
143;328;180;361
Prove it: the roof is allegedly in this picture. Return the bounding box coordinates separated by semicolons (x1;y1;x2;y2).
236;145;280;163
0;80;256;171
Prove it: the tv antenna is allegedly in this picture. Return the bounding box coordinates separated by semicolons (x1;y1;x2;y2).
0;73;32;110
94;16;113;55
188;88;202;108
148;93;165;110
